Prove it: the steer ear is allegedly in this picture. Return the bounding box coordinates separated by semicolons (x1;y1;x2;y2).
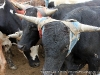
79;23;100;32
15;13;41;25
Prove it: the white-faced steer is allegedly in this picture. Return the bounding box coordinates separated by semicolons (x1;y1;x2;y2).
10;1;57;67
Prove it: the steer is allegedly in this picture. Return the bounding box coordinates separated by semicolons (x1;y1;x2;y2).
9;1;57;67
0;31;12;75
16;0;100;66
0;0;42;71
16;0;100;53
16;0;100;73
16;11;100;75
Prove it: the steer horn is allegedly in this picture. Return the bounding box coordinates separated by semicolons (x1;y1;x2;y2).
11;1;33;10
45;8;58;16
11;1;58;16
62;20;100;35
79;23;100;32
15;13;100;33
37;7;58;16
15;13;41;24
8;31;23;40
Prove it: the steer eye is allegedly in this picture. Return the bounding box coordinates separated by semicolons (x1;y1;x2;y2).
29;25;38;31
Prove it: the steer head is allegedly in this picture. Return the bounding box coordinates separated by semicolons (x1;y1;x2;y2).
10;1;58;52
0;31;12;52
15;13;100;75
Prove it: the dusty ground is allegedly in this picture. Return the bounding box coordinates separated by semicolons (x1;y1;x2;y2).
5;46;44;75
5;46;88;75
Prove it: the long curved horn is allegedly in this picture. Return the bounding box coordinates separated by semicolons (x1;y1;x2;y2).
62;20;100;35
79;23;100;32
11;1;33;10
15;13;41;24
36;6;58;16
11;1;26;10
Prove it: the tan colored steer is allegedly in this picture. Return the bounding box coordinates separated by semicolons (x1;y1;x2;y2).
0;31;12;75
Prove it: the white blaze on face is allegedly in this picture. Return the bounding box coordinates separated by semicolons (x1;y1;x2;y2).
0;1;5;9
30;45;39;60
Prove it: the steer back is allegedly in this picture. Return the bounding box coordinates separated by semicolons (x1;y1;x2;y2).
41;21;70;72
60;6;100;73
51;0;100;20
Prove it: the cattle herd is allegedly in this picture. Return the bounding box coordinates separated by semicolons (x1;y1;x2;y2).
1;0;100;75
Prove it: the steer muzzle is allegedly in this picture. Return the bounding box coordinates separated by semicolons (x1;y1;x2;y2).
29;62;40;67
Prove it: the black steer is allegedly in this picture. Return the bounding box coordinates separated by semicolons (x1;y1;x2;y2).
41;6;100;75
20;7;40;67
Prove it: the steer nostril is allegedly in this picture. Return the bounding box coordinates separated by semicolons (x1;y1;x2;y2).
34;63;40;67
18;44;25;50
30;62;40;67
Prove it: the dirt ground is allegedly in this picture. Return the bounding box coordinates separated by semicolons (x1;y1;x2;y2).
5;45;44;75
5;46;88;75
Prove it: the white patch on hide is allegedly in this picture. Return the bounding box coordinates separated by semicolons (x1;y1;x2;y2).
94;53;98;58
30;45;39;60
0;1;5;9
10;9;14;14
